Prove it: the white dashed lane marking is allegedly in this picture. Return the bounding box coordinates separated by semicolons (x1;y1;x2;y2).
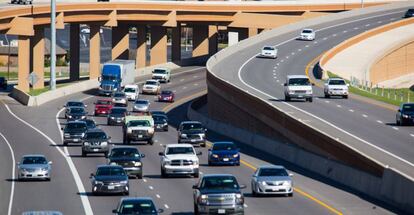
336;105;341;108
332;34;337;37
314;41;318;44
194;83;199;86
164;204;170;209
298;49;302;52
156;194;161;199
362;114;368;118
323;37;327;40
149;186;154;190
392;127;399;131
349;109;354;112
410;134;414;137
143;179;147;182
354;27;359;30
377;120;383;124
365;24;370;27
343;30;347;33
325;101;330;103
305;45;309;48
180;79;185;82
291;52;295;55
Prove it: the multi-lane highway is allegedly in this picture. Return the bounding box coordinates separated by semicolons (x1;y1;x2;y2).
213;6;414;178
0;66;397;214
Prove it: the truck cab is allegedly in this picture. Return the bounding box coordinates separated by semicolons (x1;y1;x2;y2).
99;60;136;96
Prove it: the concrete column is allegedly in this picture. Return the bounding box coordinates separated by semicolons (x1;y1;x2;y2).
112;24;129;60
228;27;249;46
150;26;167;66
70;23;80;81
208;25;218;56
249;28;258;37
136;25;147;69
171;25;181;63
192;25;208;57
30;27;44;89
18;36;30;93
238;28;248;41
89;24;101;79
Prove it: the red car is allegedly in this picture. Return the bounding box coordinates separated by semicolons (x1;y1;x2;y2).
94;99;113;116
158;90;175;103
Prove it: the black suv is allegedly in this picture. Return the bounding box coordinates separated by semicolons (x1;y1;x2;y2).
0;77;7;89
404;9;414;18
107;147;145;179
81;129;111;157
80;118;97;130
193;174;245;215
396;103;414;125
153;114;168;131
62;121;88;146
178;121;206;147
107;107;127;126
66;107;88;121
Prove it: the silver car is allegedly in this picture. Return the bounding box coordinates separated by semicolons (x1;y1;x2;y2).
133;99;150;112
18;155;52;181
251;165;293;196
112;92;127;107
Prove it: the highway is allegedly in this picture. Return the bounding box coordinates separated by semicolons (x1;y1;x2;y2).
0;66;396;214
213;6;414;178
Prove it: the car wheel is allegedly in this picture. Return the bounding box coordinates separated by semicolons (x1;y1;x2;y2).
324;94;329;98
164;127;168;132
343;95;348;99
194;172;199;178
194;203;199;215
104;152;108;157
63;142;68;146
308;97;313;102
201;142;206;147
285;96;290;101
288;193;293;197
124;191;129;196
252;187;257;197
148;139;154;145
137;173;143;179
46;177;51;181
82;151;86;157
161;168;167;178
396;118;400;126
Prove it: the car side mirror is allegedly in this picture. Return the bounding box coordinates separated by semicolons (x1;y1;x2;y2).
63;105;66;108
208;148;211;151
312;83;315;86
158;152;164;156
239;184;247;189
84;105;88;108
204;128;207;132
61;127;64;130
196;151;202;156
112;209;117;213
398;109;401;112
140;154;145;158
48;161;53;165
157;208;164;213
192;185;198;189
289;173;294;177
108;136;112;140
98;77;102;82
90;173;95;178
283;83;287;86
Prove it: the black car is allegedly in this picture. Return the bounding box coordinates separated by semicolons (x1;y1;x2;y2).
82;129;111;157
177;121;206;147
108;107;127;126
113;197;163;215
404;9;414;18
150;111;167;118
153;114;168;131
64;101;86;118
66;107;88;121
62;121;88;146
396;103;414;125
90;165;129;195
108;147;145;179
79;118;97;130
193;174;245;215
0;77;7;89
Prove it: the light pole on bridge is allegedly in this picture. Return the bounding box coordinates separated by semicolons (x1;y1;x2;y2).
50;0;56;90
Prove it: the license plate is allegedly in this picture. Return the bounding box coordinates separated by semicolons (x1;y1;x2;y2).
218;209;226;214
298;95;303;98
191;139;196;142
272;188;279;191
223;158;229;161
138;135;143;138
108;185;114;190
93;149;99;152
73;139;79;142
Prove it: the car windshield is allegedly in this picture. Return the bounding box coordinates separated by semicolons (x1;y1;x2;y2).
119;200;157;215
213;143;237;151
96;167;126;176
124;88;136;93
135;100;149;105
153;115;167;122
288;78;310;86
84;132;106;139
161;91;172;95
128;120;150;127
166;147;194;155
70;108;85;114
402;104;414;112
182;123;202;130
22;156;47;165
263;46;274;51
67;102;83;107
114;93;125;98
200;176;239;190
83;120;96;128
146;81;157;85
151;111;165;116
111;108;126;114
153;69;167;74
258;168;289;177
66;123;86;129
328;79;346;85
96;100;111;105
110;148;140;158
302;29;313;34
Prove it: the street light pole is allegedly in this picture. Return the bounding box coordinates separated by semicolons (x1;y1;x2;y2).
50;0;56;90
5;35;10;80
361;0;364;8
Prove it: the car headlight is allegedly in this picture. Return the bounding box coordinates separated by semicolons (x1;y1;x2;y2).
68;115;73;119
109;162;117;165
20;168;28;172
233;153;239;158
81;116;86;119
110;116;115;119
94;180;103;185
134;161;142;167
261;181;267;185
101;141;108;146
403;114;409;118
41;167;48;171
163;122;168;126
64;133;70;138
180;134;187;138
81;133;85;137
212;154;219;158
113;88;118;91
284;180;292;186
127;128;132;133
306;90;312;94
99;86;103;90
288;90;294;94
163;160;171;165
235;193;244;204
83;142;90;146
198;195;208;204
148;128;154;134
120;180;128;185
193;160;199;166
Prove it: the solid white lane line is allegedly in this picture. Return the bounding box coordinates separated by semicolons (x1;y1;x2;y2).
156;194;161;199
392;127;399;131
164;204;170;209
362;114;368;118
377;120;383;124
0;133;16;215
2;101;94;215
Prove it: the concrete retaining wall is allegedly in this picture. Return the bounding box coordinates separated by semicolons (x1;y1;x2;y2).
188;95;414;213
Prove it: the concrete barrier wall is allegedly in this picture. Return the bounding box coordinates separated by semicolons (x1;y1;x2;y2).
188;95;414;213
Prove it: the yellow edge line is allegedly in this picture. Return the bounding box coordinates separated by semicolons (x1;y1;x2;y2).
208;142;342;215
305;53;396;111
162;90;207;112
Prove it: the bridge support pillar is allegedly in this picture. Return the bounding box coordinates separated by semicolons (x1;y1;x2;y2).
70;24;80;81
136;25;147;69
89;24;101;79
192;25;209;58
112;24;130;60
18;36;30;93
171;25;181;64
209;25;218;56
227;27;248;46
150;26;167;66
249;28;258;37
30;26;44;89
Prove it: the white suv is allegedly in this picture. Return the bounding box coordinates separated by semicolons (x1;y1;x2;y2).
284;75;314;102
299;29;315;41
123;84;139;101
324;78;349;99
159;144;201;178
259;46;278;59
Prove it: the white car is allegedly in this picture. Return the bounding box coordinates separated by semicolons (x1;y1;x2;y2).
324;78;349;99
152;68;171;83
299;29;315;41
259;46;278;59
123;84;139;101
159;144;201;178
112;92;127;106
142;80;161;95
284;75;313;102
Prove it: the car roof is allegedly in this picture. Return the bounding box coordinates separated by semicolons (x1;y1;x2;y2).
213;141;234;145
161;90;173;93
146;79;159;82
125;84;138;88
22;154;46;158
85;128;104;133
166;144;194;148
97;164;123;168
66;100;83;104
302;28;314;31
111;107;127;110
328;77;345;81
120;197;154;202
180;121;201;125
287;75;309;79
263;45;275;48
258;165;286;169
202;174;235;178
111;146;139;150
67;121;87;124
152;114;167;118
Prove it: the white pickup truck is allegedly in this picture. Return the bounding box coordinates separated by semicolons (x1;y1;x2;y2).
122;115;154;145
159;144;201;178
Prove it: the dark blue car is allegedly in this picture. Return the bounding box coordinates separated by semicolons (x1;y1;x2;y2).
208;142;240;166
